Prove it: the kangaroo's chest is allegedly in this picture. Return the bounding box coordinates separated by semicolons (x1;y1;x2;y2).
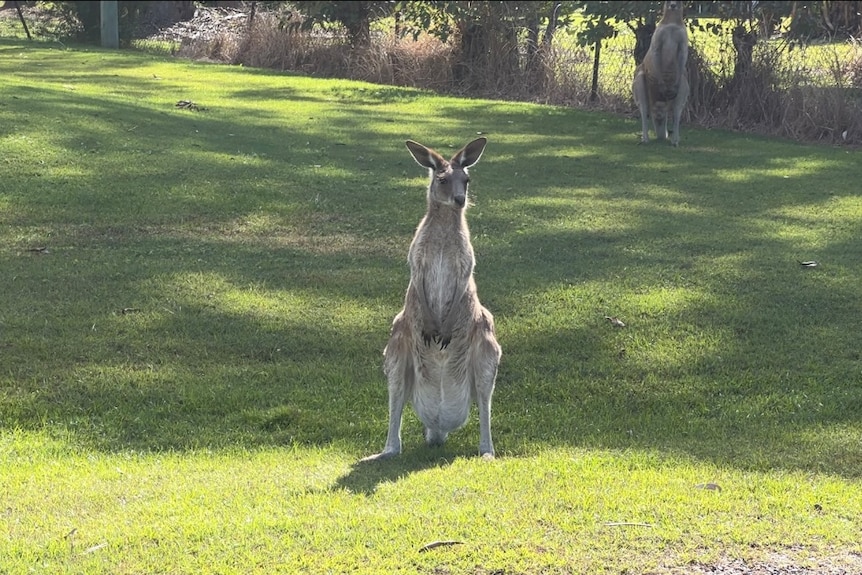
425;252;457;311
411;235;472;314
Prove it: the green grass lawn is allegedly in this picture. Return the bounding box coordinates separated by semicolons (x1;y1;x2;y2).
1;38;861;574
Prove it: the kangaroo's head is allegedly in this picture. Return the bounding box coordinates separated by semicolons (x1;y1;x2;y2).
405;137;487;209
662;1;684;21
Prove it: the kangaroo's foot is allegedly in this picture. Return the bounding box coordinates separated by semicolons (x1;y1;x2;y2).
360;449;400;462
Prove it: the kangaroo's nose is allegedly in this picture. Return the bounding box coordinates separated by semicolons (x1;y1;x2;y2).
454;195;466;207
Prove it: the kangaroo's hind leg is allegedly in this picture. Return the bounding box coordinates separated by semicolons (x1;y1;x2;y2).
470;310;502;459
653;100;669;141
632;67;651;144
364;313;415;461
670;76;689;147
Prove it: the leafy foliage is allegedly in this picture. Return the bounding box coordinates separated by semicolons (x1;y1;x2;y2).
576;1;661;47
292;0;392;46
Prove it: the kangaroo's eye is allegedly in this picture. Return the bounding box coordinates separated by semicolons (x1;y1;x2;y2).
437;177;448;185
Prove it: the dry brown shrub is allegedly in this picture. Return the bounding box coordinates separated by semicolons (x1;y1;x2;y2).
218;13;455;89
457;26;525;98
777;49;862;144
782;84;862;142
351;34;453;90
719;42;862;144
236;14;350;77
177;30;241;62
722;43;787;131
685;48;722;126
521;42;633;111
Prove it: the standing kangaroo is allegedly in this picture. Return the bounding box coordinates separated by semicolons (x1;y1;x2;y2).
632;0;689;146
363;137;502;461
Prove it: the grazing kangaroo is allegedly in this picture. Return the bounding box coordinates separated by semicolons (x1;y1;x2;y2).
363;137;502;461
632;0;689;146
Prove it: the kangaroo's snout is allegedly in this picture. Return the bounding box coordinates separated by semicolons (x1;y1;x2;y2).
453;193;466;207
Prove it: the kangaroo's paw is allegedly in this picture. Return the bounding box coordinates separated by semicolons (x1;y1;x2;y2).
422;330;436;346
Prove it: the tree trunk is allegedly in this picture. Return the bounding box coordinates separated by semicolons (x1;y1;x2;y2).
590;40;601;102
13;1;32;41
454;22;486;90
632;21;656;66
732;25;757;84
345;10;371;47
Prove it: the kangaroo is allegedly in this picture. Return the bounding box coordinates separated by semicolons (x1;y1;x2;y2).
363;137;502;461
632;0;689;146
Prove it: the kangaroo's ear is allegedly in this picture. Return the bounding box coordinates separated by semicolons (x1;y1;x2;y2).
453;137;487;168
406;140;446;170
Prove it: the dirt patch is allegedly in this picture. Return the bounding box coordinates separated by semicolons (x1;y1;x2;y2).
666;550;862;575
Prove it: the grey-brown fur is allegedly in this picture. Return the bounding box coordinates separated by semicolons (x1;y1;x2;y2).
363;137;502;461
633;0;689;146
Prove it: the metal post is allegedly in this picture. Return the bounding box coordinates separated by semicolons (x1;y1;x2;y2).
100;0;119;49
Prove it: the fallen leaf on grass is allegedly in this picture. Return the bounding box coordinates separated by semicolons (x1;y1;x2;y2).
695;482;722;492
26;247;50;254
419;540;464;553
605;316;626;327
176;100;206;111
798;260;819;268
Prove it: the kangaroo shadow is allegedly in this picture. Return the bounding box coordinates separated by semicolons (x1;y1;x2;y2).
334;446;473;496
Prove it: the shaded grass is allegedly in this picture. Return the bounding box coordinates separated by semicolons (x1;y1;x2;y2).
1;38;861;574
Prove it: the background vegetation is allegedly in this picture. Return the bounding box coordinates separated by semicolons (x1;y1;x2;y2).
1;32;861;573
3;1;861;145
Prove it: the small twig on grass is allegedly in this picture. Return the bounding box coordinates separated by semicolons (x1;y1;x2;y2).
82;542;108;555
419;540;464;553
64;528;77;553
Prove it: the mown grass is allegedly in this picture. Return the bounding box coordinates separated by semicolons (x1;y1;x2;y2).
1;38;861;574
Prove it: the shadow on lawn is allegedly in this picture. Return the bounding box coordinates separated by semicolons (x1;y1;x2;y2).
334;449;464;496
2;40;861;481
